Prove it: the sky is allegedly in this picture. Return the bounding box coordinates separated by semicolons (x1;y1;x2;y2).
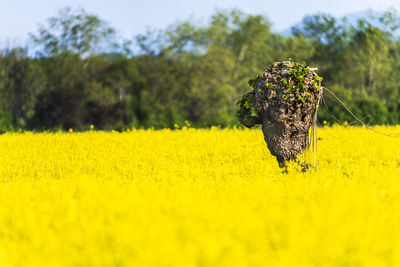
1;0;400;47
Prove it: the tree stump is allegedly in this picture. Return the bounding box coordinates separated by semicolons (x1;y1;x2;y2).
237;60;323;167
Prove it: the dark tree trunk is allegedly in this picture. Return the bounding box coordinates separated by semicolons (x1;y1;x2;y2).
239;61;323;166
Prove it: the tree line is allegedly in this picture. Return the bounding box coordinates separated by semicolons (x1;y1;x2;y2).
1;7;400;132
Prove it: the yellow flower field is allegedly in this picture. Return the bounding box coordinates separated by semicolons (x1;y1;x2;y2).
0;126;400;266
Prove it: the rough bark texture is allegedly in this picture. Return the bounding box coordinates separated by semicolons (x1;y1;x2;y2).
239;61;323;166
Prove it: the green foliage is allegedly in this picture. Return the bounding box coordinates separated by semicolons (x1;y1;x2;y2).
286;59;323;102
30;7;116;57
238;59;322;119
236;92;258;120
0;110;14;133
292;61;320;87
352;98;390;124
288;60;308;92
247;75;263;89
1;7;400;131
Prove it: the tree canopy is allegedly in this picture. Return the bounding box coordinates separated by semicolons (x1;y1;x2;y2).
1;7;400;131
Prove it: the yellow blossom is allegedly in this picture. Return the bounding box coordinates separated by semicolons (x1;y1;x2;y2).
0;126;399;266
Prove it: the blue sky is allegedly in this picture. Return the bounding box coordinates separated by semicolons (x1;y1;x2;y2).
1;0;400;47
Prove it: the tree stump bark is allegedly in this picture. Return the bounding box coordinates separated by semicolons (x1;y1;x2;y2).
238;61;323;167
